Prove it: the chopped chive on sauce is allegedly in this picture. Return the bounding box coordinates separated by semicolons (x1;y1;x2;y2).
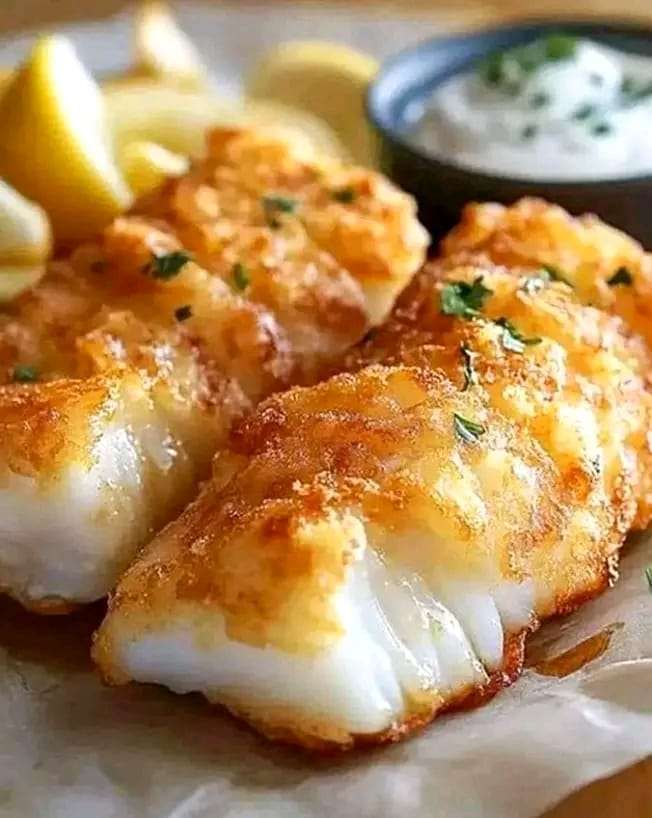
607;266;633;286
645;565;652;593
592;121;613;137
521;124;538;140
453;412;486;443
460;344;478;391
480;34;578;92
332;187;356;204
174;304;193;322
572;103;595;121
12;364;38;383
440;276;493;319
529;91;550;109
145;250;192;280
495;317;542;353
232;261;250;291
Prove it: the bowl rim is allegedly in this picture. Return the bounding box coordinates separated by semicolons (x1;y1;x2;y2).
366;17;652;189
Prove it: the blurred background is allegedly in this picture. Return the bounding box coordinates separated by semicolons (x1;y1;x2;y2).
5;0;652;36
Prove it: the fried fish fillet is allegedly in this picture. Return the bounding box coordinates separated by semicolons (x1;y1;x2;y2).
442;197;652;344
94;260;652;749
0;128;427;612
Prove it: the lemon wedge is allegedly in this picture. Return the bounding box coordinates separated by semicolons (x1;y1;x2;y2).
120;140;190;196
132;1;207;89
104;82;347;160
0;179;51;300
0;35;131;244
245;41;379;164
0;179;51;265
0;265;45;302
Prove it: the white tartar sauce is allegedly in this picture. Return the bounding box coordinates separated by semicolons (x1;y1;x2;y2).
411;35;652;180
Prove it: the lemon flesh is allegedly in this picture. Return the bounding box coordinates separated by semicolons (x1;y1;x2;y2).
120;140;189;196
104;82;348;160
0;179;51;265
0;265;45;302
0;36;131;244
132;1;207;89
246;41;379;165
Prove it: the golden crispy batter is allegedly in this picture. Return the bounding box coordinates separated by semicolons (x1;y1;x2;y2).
442;197;652;346
94;261;652;749
0;127;427;611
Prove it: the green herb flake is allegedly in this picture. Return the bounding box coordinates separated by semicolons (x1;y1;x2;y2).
529;91;550;109
545;34;578;62
481;51;506;86
332;187;356;204
592;121;613;137
496;317;541;354
645;565;652;593
174;304;193;322
453;412;486;444
262;194;298;228
12;365;38;383
460;344;478;391
521;124;538;140
607;266;633;287
146;250;192;280
542;263;573;287
232;262;250;292
572;103;595;121
440;276;493;319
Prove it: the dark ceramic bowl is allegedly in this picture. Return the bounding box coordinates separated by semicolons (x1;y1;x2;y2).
367;20;652;245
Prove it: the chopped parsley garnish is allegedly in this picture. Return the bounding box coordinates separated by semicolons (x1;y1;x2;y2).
607;266;633;287
529;91;550;109
592;121;612;137
145;250;192;280
646;565;652;593
440;276;493;319
12;365;38;383
453;412;486;443
496;317;541;353
572;103;595;121
262;195;298;227
542;263;572;287
460;344;478;391
232;261;250;291
332;187;356;204
174;304;193;322
521;124;538;140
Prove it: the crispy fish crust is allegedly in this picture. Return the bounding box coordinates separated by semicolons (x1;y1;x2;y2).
442;197;652;345
94;261;652;749
0;127;427;611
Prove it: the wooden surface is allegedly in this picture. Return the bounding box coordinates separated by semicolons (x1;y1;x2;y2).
2;1;651;816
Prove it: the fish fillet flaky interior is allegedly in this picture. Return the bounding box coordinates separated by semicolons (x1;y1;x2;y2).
94;251;652;749
0;127;427;612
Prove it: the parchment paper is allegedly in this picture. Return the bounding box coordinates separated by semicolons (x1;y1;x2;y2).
0;5;651;817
